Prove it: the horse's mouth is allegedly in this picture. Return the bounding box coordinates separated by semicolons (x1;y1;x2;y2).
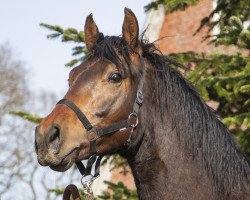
49;147;80;172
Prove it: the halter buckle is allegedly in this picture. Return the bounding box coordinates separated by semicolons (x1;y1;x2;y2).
87;127;99;141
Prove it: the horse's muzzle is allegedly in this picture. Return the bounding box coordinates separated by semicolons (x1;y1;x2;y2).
35;124;62;165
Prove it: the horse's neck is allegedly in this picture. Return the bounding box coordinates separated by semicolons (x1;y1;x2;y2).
123;70;250;200
125;123;218;200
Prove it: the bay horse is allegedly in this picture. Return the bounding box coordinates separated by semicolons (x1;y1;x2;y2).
35;8;250;199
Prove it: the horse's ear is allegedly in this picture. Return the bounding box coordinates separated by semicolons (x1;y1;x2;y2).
122;8;139;50
84;14;99;52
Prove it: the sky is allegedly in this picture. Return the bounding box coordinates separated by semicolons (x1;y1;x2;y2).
0;0;151;97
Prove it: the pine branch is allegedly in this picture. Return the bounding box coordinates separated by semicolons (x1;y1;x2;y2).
10;111;43;124
145;0;200;12
40;23;87;67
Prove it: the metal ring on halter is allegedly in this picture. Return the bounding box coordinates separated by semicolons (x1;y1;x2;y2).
128;112;139;128
81;173;100;186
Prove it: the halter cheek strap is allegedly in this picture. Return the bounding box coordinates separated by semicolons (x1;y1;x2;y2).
56;78;144;178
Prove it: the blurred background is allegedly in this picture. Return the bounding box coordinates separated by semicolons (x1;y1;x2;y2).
0;0;249;199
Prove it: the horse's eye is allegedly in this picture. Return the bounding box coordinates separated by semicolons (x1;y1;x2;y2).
108;73;122;83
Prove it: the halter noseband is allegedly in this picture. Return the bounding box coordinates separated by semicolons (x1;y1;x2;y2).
56;77;144;178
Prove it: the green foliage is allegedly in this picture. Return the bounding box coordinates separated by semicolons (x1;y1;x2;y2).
48;188;64;196
49;188;86;199
145;0;199;12
10;111;43;123
205;0;250;42
101;155;130;175
49;181;138;200
170;52;250;157
40;23;87;67
98;181;137;200
215;16;250;49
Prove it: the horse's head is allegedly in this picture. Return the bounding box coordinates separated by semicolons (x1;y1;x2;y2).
35;8;144;172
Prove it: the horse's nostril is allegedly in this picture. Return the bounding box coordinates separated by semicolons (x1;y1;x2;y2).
47;125;61;150
49;127;60;143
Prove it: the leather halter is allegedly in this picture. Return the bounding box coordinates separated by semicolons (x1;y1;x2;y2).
57;77;144;178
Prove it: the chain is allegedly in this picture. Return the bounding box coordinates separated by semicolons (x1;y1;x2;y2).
82;181;94;200
81;175;98;200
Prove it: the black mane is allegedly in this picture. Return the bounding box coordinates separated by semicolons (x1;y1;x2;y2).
142;42;250;193
89;34;250;193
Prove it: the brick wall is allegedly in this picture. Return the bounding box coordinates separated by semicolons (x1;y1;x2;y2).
158;0;213;54
158;0;245;55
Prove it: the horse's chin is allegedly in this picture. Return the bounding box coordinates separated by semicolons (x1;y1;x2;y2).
49;159;74;172
48;147;80;172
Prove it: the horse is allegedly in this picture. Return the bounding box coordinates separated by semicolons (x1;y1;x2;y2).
35;8;250;200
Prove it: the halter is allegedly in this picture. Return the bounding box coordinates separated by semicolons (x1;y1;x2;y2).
56;76;144;180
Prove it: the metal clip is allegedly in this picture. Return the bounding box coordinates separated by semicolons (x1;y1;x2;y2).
126;113;139;145
126;125;135;144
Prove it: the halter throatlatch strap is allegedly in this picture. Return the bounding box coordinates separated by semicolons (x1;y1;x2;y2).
56;76;144;178
75;155;103;177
